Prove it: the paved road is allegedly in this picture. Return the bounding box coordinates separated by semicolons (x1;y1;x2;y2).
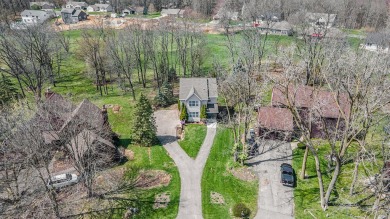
155;110;217;219
246;140;294;219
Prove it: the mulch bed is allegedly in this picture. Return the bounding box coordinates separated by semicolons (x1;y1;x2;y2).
229;167;257;182
135;170;171;189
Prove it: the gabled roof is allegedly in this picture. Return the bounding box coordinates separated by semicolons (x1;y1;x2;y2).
272;85;350;119
94;3;110;9
272;85;314;108
179;78;218;100
161;8;181;15
258;107;294;131
21;10;50;18
60;99;105;133
61;8;75;14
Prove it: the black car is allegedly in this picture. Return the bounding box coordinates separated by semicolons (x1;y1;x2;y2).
280;163;294;187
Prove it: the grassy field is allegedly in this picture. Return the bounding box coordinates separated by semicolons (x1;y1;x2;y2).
202;128;258;219
292;141;383;218
178;124;207;158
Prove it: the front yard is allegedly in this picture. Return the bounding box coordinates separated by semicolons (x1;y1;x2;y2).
178;124;207;158
202;128;258;218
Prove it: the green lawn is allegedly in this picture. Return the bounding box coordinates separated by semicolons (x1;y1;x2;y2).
202;128;258;219
292;142;382;218
178;124;207;158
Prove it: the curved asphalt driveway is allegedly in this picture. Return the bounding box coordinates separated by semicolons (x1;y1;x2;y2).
155;110;217;219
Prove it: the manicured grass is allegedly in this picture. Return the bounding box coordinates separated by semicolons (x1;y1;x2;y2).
292;141;382;218
178;124;207;158
202;128;258;219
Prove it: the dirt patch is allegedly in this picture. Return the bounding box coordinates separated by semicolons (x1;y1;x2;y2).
124;149;135;160
112;105;121;113
230;167;257;182
94;167;126;191
210;191;225;204
153;192;171;209
135;170;171;189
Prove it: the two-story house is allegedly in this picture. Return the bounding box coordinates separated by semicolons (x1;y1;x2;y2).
179;78;218;122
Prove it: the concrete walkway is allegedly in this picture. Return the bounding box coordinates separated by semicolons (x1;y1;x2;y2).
155;110;217;219
246;140;295;219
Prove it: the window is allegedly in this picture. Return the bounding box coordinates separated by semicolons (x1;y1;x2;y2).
189;112;199;118
189;101;199;107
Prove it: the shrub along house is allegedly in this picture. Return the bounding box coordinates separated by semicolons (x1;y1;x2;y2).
179;78;218;122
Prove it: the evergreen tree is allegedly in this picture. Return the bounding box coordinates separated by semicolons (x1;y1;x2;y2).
154;81;173;107
132;94;157;146
0;73;18;106
180;104;188;121
200;104;207;120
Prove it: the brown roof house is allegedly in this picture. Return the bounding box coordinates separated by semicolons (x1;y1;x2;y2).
257;84;350;140
257;107;294;141
2;89;118;170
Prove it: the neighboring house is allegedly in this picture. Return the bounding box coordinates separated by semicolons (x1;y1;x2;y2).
257;85;350;140
61;8;87;24
257;107;294;141
306;12;337;28
179;78;218;122
213;10;239;21
21;10;53;25
87;4;112;12
362;32;390;53
2;90;117;168
122;7;136;15
65;1;88;10
161;9;185;18
258;12;282;22
30;1;55;9
256;21;293;36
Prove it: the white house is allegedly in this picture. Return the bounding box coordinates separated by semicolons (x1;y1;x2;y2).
179;78;218;122
21;10;53;25
65;1;88;10
306;12;337;28
362;32;389;53
87;4;112;12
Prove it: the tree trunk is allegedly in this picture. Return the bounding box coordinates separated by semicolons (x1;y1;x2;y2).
300;146;309;179
312;151;327;210
324;156;341;210
349;155;360;196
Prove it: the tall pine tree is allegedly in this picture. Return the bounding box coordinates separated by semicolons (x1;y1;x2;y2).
131;93;157;146
0;73;18;106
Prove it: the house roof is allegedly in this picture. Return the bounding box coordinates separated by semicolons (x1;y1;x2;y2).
67;129;115;162
30;2;54;7
61;8;75;14
67;1;88;7
60;99;105;133
272;85;314;108
179;78;218;100
272;85;350;119
161;8;181;15
21;10;50;18
365;32;389;46
312;91;350;119
95;4;111;9
306;12;337;25
258;107;294;131
73;9;83;16
271;21;292;31
88;5;98;10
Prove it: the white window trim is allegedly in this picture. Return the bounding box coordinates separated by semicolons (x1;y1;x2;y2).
189;100;199;107
189;112;199;118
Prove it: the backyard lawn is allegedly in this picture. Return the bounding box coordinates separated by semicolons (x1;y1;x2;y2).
178;124;207;158
292;141;383;218
202;128;258;219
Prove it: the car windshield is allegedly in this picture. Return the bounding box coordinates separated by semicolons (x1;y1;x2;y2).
282;170;292;175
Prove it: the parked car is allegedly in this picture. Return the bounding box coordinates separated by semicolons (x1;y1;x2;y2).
47;173;78;189
280;163;294;187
